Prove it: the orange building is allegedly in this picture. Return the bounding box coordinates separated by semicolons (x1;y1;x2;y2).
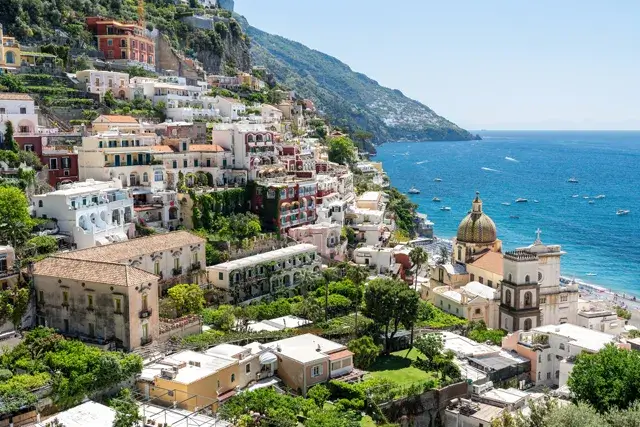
86;17;155;71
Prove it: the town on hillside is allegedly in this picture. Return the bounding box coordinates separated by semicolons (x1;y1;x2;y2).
0;2;638;427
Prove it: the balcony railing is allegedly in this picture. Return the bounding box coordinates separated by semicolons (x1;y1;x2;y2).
189;263;201;272
139;308;152;319
172;267;183;276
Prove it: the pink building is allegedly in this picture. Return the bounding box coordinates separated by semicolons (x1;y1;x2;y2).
288;222;346;261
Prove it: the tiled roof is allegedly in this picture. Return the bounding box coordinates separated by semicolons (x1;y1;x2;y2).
328;349;354;361
33;257;157;287
56;231;205;263
468;251;504;276
0;93;33;101
151;145;175;153
189;144;225;152
94;115;139;124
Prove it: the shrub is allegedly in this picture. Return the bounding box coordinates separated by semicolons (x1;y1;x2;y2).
307;384;330;408
0;370;12;381
348;336;380;370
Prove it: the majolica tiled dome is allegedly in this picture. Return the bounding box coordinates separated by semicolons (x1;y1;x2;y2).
456;192;497;244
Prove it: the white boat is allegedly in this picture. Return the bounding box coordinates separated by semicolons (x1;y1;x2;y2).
432;197;441;202
588;200;595;204
617;209;630;216
568;177;579;183
572;194;579;198
515;198;528;203
533;200;539;203
595;194;606;199
440;206;451;211
408;186;420;194
586;273;597;277
583;196;590;199
501;202;511;206
434;178;442;182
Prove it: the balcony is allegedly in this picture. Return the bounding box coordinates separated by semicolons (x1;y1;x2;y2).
139;308;152;319
189;263;201;272
172;267;183;276
0;267;19;279
140;337;153;346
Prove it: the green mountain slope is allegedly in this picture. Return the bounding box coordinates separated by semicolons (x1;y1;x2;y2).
244;23;477;143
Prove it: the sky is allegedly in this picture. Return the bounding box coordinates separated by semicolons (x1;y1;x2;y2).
235;0;640;131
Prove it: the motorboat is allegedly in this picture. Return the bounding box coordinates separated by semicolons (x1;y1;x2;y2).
586;273;597;277
408;186;420;194
434;178;442;182
510;215;520;219
595;194;606;199
533;200;539;203
432;197;441;202
568;177;579;183
440;206;451;211
588;200;595;204
583;196;590;199
617;209;630;216
501;202;511;206
515;198;528;203
572;194;579;198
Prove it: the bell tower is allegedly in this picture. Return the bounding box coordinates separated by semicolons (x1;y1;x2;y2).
499;249;541;332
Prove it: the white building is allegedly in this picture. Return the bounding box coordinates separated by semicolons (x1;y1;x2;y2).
211;96;246;120
76;70;130;100
353;246;395;273
433;281;500;328
0;93;38;135
345;193;393;246
36;401;116;427
287;222;347;261
207;244;320;304
211;122;277;179
576;301;624;335
31;179;134;249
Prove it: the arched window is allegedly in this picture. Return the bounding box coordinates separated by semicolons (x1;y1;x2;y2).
5;52;15;64
457;247;462;261
524;291;532;307
38;200;43;207
256;134;263;142
247;135;254;143
142;172;149;182
555;370;559;379
525;275;530;283
505;289;512;305
538;271;543;282
538;354;541;363
547;354;551;361
508;273;512;282
524;318;532;331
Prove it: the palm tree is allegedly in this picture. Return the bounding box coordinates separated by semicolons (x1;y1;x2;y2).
298;269;319;297
346;265;368;335
409;246;428;346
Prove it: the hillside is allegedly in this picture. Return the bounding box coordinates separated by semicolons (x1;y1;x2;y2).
243;20;478;143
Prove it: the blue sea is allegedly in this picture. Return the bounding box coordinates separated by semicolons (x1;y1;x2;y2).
376;131;640;295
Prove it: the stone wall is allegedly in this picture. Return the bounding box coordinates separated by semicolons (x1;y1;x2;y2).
155;34;202;81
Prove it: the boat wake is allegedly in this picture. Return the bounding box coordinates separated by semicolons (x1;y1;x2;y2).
505;156;519;162
416;160;428;165
481;167;500;172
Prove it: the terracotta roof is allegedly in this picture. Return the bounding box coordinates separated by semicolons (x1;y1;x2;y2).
0;93;33;101
468;251;504;276
152;145;175;153
33;257;157;287
94;115;139;124
328;349;354;361
56;231;205;263
189;144;225;152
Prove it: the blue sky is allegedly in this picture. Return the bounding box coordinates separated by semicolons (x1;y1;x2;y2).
235;0;640;130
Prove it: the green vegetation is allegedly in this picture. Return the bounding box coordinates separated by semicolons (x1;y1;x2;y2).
467;320;506;345
567;343;640;413
412;333;461;384
327;135;357;165
615;306;632;320
167;284;206;317
109;388;141;427
415;300;467;328
247;21;476;143
348;336;381;370
365;348;437;387
385;187;418;236
0;187;35;247
0;327;142;413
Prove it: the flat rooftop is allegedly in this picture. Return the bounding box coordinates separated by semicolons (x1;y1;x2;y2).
266;333;345;364
533;323;616;352
140;350;236;384
441;331;499;358
37;401;115;427
210;243;317;270
481;387;528;405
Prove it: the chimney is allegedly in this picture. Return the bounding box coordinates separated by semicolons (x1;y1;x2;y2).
316;344;321;352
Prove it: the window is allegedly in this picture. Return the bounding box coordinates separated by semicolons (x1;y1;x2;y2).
560;295;568;302
142;172;149;182
182;142;187;151
524;318;532;331
311;364;323;378
475;308;481;315
245;364;251;374
505;289;512;305
88;322;95;337
538;354;541;363
183;159;188;168
115;298;122;313
174;258;180;269
107;39;113;46
24;144;34;152
20;107;26;114
63;291;68;305
194;160;199;167
39;290;44;303
504;317;509;329
108;50;114;59
231;373;235;383
49;158;58;170
142;294;148;310
508;273;512;282
540;297;546;304
525;275;530;283
87;294;94;308
524;291;532;307
547;354;551;361
448;304;451;310
63;319;69;332
0;108;4;114
559;343;565;350
217;380;220;389
538;372;541;380
470;274;475;281
555;370;559;379
19;125;29;133
455;307;459;314
172;160;177;169
488;280;493;287
218;272;223;280
538;271;543;282
154;170;163;182
547;372;551;380
479;276;484;284
154;262;160;275
38;200;43;208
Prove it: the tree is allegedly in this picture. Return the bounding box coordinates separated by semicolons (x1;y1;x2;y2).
327;136;356;165
567;344;640;413
0;186;34;247
3;121;19;153
628;329;640;338
307;384;330;407
345;265;367;334
363;278;419;352
409;246;428;344
292;296;324;324
413;333;444;367
467;320;507;346
167;284;205;317
109;388;141;427
347;336;380;369
202;305;236;331
104;90;117;108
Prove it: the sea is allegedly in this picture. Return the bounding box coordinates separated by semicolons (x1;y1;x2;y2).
376;130;640;296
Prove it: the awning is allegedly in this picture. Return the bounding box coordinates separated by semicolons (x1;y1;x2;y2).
259;352;277;364
217;389;236;402
132;188;152;195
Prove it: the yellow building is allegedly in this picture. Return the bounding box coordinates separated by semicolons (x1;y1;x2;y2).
0;24;22;70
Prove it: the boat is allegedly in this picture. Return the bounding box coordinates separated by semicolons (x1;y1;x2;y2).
572;194;579;198
583;196;590;199
408;186;420;194
440;206;451;211
510;215;520;219
588;200;595;204
568;177;579;183
432;197;441;202
434;178;442;182
515;198;528;203
595;194;606;199
533;200;539;203
501;202;511;206
586;273;597;277
617;209;630;216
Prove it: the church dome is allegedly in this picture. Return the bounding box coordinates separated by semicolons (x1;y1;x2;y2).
456;192;497;244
